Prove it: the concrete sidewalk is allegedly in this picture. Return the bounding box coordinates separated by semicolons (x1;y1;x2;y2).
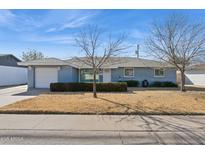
0;114;205;144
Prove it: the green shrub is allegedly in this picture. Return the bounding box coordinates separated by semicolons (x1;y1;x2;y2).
119;80;139;87
50;82;127;92
150;81;178;87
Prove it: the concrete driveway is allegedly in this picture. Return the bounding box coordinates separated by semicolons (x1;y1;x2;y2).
0;85;37;107
0;114;205;144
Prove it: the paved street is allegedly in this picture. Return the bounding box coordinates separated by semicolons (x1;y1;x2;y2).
0;114;205;144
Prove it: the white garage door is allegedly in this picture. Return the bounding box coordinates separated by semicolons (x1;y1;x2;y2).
35;67;58;88
185;70;205;86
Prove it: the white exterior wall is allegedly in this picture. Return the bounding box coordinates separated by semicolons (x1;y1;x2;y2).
185;70;205;86
0;65;27;86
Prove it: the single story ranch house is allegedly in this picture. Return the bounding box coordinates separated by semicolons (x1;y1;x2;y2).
18;57;177;89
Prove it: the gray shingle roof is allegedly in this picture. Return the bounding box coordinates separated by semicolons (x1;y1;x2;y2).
65;57;174;68
0;54;21;62
187;63;205;70
0;54;10;56
18;57;174;68
18;58;70;66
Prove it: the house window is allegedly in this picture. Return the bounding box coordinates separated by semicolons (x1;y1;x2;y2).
80;69;99;82
154;68;165;77
124;68;134;77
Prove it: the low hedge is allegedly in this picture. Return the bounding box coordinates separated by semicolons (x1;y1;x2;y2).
119;80;139;87
50;82;128;92
150;81;178;87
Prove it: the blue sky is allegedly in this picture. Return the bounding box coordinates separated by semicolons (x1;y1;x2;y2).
0;9;205;60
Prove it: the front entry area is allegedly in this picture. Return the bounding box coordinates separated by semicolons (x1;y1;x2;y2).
35;67;58;88
103;69;111;82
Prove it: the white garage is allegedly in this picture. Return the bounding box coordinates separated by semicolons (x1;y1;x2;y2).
35;67;58;88
185;64;205;86
18;58;69;89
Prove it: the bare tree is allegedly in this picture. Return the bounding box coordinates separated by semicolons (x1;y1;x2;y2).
146;14;205;91
75;25;128;98
22;49;44;61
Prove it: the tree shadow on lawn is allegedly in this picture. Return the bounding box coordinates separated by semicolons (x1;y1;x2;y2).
97;97;180;115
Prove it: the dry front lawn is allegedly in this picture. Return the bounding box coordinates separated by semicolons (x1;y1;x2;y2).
1;90;205;114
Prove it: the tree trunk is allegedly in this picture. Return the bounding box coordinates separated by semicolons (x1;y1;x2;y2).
93;71;97;98
180;70;186;92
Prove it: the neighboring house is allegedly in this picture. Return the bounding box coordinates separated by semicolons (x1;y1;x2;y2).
18;57;177;89
0;54;21;66
185;64;205;86
0;54;27;86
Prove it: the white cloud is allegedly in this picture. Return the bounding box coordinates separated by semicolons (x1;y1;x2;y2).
45;10;100;33
45;27;57;33
130;29;148;40
59;15;92;30
27;35;74;45
0;10;15;24
0;10;100;33
0;10;42;32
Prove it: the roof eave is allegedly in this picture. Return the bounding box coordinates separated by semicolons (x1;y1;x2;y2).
17;62;69;66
